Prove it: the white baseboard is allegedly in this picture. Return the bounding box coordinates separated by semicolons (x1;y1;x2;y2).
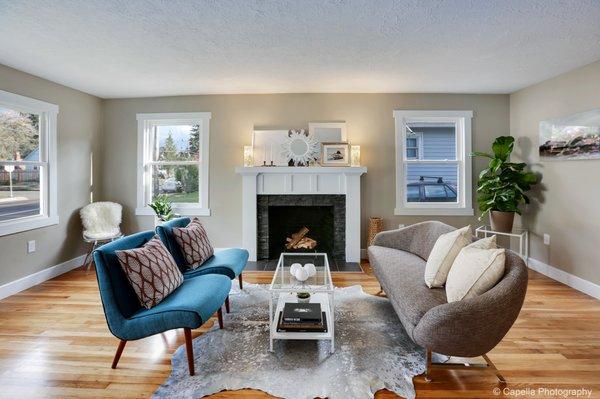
0;254;86;300
528;257;600;300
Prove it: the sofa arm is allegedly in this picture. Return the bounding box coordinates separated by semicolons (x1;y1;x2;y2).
412;251;528;357
371;221;455;260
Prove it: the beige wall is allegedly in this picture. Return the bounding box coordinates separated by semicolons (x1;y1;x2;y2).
0;64;103;286
510;61;600;285
102;93;509;249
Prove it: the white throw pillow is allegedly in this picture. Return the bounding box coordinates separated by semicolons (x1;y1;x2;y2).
424;225;472;288
469;234;497;249
446;247;506;303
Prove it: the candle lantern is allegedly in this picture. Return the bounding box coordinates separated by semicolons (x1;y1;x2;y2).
351;145;361;167
243;145;254;167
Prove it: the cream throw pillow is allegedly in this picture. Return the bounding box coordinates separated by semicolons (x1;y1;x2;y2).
424;225;472;288
446;247;506;302
469;234;497;249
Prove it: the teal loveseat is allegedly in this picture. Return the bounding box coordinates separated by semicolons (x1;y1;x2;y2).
92;230;232;375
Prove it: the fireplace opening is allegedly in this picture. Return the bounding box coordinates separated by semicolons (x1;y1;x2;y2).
268;206;334;259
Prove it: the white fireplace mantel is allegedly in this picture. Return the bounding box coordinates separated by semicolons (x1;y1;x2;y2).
235;166;367;262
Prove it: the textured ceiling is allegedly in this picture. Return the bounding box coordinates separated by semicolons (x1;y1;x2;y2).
1;0;599;98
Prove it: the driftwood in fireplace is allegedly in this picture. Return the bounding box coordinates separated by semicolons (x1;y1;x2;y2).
285;226;317;250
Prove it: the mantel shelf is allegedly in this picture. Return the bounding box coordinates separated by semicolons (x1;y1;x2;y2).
235;166;367;175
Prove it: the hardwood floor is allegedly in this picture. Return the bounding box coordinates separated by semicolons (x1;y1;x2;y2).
0;263;598;398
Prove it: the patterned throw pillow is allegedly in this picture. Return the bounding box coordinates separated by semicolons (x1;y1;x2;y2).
172;218;214;268
116;236;183;309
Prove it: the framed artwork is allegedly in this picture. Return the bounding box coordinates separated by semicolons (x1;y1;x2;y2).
252;130;289;166
539;108;600;160
309;122;347;143
321;142;350;166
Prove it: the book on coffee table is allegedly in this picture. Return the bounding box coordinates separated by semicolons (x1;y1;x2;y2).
282;303;322;323
277;311;328;333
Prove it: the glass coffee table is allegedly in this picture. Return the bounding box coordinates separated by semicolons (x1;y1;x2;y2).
268;252;335;353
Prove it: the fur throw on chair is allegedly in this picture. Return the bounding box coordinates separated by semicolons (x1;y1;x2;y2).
80;202;122;240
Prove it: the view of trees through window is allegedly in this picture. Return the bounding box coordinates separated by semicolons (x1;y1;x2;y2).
152;124;200;204
0;108;41;221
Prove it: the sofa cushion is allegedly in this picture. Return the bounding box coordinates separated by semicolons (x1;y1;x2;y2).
369;245;447;328
424;225;472;288
172;218;214;268
446;247;506;302
116;236;184;309
183;248;249;280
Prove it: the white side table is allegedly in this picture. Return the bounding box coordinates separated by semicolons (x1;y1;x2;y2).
475;225;528;265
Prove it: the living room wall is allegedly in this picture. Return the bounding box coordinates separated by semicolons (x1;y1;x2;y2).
0;64;103;286
510;60;600;286
101;93;509;250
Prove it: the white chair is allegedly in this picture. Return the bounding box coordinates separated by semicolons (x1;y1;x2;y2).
80;202;123;271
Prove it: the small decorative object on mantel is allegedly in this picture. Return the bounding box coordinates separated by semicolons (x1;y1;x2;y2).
368;217;383;245
471;136;539;233
351;145;361;167
243;145;254;167
282;129;320;166
321;142;350;166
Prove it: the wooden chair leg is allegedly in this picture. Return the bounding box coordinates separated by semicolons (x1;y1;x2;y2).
225;296;230;313
217;307;224;329
111;339;127;369
184;328;195;376
238;273;243;290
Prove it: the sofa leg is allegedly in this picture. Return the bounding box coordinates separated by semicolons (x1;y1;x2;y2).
238;273;243;290
111;339;127;369
184;328;195;376
217;307;224;329
482;353;506;384
225;296;230;313
424;348;433;382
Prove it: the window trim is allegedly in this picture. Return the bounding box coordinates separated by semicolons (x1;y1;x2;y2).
135;112;211;217
0;89;59;236
393;110;473;216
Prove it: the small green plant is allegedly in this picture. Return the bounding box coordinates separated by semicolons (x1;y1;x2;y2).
148;194;175;221
471;136;538;220
297;292;311;300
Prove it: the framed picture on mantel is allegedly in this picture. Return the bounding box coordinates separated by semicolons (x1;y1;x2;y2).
321;142;350;166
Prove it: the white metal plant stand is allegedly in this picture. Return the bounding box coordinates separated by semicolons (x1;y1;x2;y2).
268;252;335;353
475;225;529;264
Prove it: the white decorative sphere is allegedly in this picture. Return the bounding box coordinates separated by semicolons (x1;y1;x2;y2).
294;267;309;282
304;263;316;277
290;263;302;277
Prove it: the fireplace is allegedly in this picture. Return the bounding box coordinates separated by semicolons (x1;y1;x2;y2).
257;195;345;261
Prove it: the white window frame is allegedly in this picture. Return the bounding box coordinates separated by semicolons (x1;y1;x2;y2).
393;110;473;216
135;112;211;216
0;90;59;236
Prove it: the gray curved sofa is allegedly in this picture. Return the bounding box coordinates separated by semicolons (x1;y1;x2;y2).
368;221;528;381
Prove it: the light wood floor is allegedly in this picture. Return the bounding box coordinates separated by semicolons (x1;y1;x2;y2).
0;263;598;399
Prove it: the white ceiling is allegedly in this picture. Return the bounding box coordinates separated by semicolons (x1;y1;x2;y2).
1;0;599;98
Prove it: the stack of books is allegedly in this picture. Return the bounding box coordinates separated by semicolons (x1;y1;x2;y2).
277;302;327;333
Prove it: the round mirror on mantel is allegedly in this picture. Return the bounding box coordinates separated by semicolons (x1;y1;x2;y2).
283;129;319;165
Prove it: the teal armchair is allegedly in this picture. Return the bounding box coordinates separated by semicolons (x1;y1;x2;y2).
92;230;232;375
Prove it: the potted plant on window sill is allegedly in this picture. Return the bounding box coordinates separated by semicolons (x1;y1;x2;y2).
149;194;176;227
471;136;538;233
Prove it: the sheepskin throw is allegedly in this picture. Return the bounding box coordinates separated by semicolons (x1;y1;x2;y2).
172;218;214;268
80;201;122;239
116;236;183;309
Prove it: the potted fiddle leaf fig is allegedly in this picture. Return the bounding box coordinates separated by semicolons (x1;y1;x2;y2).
471;136;538;232
149;194;175;226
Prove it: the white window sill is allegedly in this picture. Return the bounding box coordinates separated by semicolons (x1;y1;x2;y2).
394;207;474;216
0;214;59;237
135;207;211;217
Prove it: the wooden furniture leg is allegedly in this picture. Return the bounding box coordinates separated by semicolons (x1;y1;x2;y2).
184;328;195;376
111;339;127;369
217;307;224;329
238;273;243;290
225;296;230;313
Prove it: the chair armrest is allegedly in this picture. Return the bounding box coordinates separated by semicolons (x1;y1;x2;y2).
371;221;455;260
412;251;528;357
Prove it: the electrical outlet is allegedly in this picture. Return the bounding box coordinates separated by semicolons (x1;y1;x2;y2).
27;240;36;253
543;234;550;246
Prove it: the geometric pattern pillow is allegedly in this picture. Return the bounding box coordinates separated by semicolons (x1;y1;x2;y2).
172;217;214;269
116;236;183;309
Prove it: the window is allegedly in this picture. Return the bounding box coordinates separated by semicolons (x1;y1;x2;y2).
394;110;473;215
136;113;211;216
0;89;59;236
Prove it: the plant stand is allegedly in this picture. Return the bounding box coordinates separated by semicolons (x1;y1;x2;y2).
475;225;528;265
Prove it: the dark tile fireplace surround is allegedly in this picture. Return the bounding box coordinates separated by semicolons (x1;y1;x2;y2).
245;194;361;272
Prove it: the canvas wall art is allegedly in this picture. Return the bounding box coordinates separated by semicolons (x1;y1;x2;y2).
539;108;600;160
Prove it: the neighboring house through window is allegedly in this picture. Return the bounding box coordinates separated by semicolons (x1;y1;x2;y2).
0;89;59;236
394;110;473;215
136;112;211;216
